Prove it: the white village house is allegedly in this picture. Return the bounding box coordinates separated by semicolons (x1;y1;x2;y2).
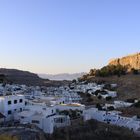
83;108;140;133
0;94;25;121
15;104;70;134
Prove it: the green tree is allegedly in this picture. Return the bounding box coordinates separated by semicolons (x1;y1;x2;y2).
131;68;139;75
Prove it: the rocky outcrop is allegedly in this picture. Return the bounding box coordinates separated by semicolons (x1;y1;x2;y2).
109;53;140;70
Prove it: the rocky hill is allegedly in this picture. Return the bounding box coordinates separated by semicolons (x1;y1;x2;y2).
0;68;71;86
0;68;44;86
109;53;140;70
79;52;140;101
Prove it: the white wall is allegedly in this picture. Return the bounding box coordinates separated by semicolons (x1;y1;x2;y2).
0;95;25;121
56;104;85;111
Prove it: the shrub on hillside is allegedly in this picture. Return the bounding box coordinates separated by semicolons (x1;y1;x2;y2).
86;93;91;98
86;97;93;102
131;68;139;75
126;98;136;103
89;65;127;77
106;96;112;101
0;135;18;140
107;106;115;111
98;95;102;100
134;101;140;108
94;90;100;96
96;103;102;110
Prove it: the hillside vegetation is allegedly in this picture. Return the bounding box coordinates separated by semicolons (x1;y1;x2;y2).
0;135;18;140
48;120;138;140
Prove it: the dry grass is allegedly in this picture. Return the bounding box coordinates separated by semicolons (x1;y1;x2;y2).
0;135;18;140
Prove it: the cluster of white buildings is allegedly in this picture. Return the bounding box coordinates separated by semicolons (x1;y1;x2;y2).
46;86;82;103
73;83;104;93
0;84;85;134
0;82;139;134
71;82;117;99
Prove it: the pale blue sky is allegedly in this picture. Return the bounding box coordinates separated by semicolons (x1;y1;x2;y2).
0;0;140;74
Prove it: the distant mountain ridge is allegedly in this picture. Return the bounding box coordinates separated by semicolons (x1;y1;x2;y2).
38;72;86;81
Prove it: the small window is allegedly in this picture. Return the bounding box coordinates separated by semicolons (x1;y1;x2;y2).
52;110;54;113
61;118;64;123
14;109;17;112
25;101;27;106
20;108;22;112
8;110;12;115
32;120;40;124
19;99;23;103
8;101;11;105
14;100;17;104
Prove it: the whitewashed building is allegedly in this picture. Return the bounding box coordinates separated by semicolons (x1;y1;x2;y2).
83;108;140;133
16;105;70;134
0;95;25;121
114;101;133;108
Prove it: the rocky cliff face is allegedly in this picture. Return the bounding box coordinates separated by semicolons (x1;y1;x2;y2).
109;53;140;70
